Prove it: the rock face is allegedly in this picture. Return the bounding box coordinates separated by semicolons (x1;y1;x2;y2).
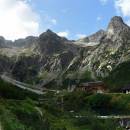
13;36;38;48
75;29;106;46
0;16;130;88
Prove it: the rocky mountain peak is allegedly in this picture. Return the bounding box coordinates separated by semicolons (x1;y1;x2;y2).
87;29;105;42
38;29;69;55
46;29;54;34
107;16;130;35
39;29;59;40
75;29;106;46
110;16;124;24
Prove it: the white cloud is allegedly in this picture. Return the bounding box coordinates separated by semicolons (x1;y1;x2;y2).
76;34;86;39
0;0;40;40
97;16;102;21
100;0;108;5
115;0;130;17
57;31;69;37
51;19;57;25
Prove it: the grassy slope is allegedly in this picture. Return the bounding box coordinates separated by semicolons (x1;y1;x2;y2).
0;78;40;100
0;78;49;130
39;92;128;130
0;78;126;130
61;92;130;115
0;99;48;130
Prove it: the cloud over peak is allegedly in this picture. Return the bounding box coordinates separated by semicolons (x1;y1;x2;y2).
57;31;69;37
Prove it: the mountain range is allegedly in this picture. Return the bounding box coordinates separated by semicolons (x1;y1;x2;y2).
0;16;130;90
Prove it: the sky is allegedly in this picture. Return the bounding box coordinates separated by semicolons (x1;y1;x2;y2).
0;0;130;40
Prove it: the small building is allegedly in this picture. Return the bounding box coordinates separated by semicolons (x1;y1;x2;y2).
76;81;107;93
121;85;130;94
